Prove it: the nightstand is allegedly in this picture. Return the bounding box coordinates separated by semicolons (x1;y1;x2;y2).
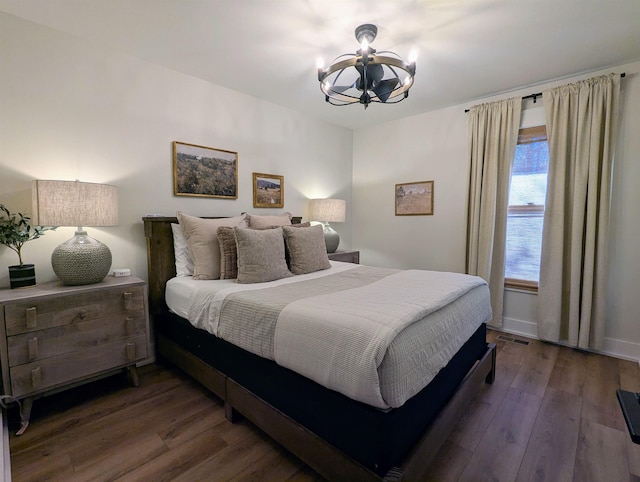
0;276;150;434
328;250;360;264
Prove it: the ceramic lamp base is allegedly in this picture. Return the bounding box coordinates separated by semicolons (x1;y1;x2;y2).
322;223;340;253
52;230;112;286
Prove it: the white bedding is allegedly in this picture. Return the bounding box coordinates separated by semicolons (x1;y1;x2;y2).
165;261;492;409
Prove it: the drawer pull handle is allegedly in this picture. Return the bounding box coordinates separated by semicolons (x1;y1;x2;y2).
123;292;133;310
28;337;39;360
31;367;42;388
26;307;37;329
125;317;135;335
126;343;136;361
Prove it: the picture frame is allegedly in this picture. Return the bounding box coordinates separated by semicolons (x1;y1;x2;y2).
395;180;434;216
253;172;284;208
173;141;238;198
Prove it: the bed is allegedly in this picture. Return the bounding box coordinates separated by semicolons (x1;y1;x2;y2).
143;215;496;481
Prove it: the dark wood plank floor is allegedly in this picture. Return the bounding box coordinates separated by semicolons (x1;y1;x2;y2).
8;330;640;481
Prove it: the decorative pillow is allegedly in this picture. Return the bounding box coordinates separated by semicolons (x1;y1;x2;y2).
171;223;194;277
217;226;238;280
283;224;331;275
177;212;248;280
234;227;292;283
245;212;292;229
217;222;310;280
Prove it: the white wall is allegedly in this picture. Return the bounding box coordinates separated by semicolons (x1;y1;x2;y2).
0;13;353;287
353;61;640;360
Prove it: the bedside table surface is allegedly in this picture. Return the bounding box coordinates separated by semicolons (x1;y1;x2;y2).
0;276;145;303
328;250;360;264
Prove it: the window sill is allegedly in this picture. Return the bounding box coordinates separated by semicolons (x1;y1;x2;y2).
504;278;538;293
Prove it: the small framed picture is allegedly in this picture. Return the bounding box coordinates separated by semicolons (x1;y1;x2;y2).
395;180;434;216
173;141;238;198
253;172;284;208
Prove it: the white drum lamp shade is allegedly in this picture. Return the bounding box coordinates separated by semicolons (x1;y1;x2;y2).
32;180;118;285
309;198;346;253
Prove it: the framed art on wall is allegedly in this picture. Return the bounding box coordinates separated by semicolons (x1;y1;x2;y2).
173;141;238;198
253;172;284;208
395;180;434;216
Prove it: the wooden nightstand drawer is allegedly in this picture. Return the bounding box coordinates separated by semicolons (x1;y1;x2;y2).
3;286;145;336
6;310;147;366
9;335;148;398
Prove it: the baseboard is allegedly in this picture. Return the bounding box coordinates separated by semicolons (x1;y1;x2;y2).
500;316;640;365
501;316;537;339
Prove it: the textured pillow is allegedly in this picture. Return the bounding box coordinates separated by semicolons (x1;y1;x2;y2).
245;212;292;229
217;226;238;280
171;223;194;277
234;227;292;283
217;222;310;280
283;224;331;275
177;212;248;280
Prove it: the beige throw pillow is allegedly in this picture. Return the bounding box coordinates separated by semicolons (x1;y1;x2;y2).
283;224;331;275
177;212;248;280
234;227;292;283
245;212;292;229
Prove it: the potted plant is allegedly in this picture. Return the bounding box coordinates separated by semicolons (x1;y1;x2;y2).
0;203;55;288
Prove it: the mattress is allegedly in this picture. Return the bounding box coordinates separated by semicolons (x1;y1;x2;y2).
166;261;492;409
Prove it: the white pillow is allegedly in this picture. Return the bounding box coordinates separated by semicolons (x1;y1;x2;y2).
171;223;194;277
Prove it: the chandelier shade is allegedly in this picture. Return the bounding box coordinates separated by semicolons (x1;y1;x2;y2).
317;24;416;108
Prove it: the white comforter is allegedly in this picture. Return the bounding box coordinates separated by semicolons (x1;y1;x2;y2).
274;269;486;408
167;263;490;409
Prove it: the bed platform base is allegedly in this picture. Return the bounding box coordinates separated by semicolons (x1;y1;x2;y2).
143;216;497;480
157;332;496;481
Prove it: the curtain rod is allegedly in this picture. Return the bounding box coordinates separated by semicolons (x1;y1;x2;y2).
464;72;626;113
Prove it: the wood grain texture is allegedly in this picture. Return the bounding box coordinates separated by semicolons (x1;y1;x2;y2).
515;387;581;482
8;331;640;481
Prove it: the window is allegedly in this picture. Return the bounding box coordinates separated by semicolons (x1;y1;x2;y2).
504;126;549;290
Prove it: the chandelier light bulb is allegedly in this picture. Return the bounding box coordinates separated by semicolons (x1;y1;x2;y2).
316;57;324;69
361;38;369;52
409;49;418;64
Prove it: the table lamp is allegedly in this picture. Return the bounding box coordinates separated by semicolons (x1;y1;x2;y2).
309;198;346;253
32;180;118;285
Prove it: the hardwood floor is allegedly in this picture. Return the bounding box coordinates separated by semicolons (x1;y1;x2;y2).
7;330;640;481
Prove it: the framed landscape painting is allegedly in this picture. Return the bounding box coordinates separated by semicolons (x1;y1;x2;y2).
253;172;284;208
395;180;434;216
173;141;238;198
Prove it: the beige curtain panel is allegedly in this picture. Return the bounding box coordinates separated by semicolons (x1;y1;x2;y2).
467;97;521;327
538;73;621;350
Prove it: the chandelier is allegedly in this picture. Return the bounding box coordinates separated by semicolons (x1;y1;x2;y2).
317;24;416;109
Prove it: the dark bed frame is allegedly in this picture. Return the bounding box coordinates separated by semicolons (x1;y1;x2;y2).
143;216;496;481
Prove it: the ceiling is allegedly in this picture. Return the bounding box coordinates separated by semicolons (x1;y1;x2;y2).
2;0;640;129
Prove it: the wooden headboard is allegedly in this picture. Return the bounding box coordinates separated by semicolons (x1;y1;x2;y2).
143;216;180;319
142;215;302;320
